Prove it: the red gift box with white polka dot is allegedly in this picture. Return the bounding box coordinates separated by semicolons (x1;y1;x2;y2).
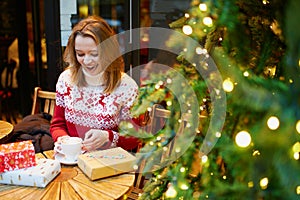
0;140;36;173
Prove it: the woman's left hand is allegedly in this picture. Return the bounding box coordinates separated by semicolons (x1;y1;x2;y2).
83;129;109;151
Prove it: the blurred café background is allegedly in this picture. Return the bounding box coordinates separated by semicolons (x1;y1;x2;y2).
0;0;189;123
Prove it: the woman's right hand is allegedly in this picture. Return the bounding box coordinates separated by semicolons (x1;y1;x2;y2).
83;129;109;151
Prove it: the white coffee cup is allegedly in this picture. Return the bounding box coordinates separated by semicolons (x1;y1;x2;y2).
54;136;83;161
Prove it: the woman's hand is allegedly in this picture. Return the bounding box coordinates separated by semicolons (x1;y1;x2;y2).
83;129;109;151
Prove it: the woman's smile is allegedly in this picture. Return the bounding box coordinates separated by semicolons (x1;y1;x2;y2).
75;35;103;76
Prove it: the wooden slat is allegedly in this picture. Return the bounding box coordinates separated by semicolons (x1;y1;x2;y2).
60;181;81;200
68;179;114;200
20;187;47;200
73;173;131;199
41;182;61;200
99;173;135;187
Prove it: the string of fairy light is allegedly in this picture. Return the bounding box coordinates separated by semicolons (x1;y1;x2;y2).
157;0;300;198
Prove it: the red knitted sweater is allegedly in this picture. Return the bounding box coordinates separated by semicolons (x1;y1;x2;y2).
50;69;140;151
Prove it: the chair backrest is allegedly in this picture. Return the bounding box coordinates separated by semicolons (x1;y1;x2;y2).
135;104;187;188
146;104;171;134
135;104;207;186
31;87;56;116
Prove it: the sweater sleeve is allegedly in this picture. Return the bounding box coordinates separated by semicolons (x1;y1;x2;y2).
50;105;69;142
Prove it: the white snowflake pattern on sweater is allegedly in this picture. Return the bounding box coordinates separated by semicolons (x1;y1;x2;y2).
53;69;138;147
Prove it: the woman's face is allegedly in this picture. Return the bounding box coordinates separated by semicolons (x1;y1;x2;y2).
75;35;103;75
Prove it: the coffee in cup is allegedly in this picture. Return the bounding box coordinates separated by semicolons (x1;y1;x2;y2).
54;136;83;161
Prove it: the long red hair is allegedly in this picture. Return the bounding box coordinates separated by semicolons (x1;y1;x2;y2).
63;15;123;93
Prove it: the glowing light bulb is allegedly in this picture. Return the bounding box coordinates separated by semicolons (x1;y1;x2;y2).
252;150;260;156
133;165;139;170
223;78;234;92
180;183;189;190
293;152;299;160
262;0;269;4
201;155;208;163
166;101;172;106
180;167;185;172
248;181;254;188
182;25;193;35
267;116;280;130
235;131;251;148
203;17;213;27
166;185;177;198
196;47;207;54
293;142;300;153
296;186;300;194
199;3;207;11
175;147;181;153
163;146;168;152
292;143;300;160
296;120;300;134
184;13;190;18
243;71;249;77
260;177;269;189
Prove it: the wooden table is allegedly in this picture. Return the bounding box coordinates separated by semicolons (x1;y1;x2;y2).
0;120;13;143
0;150;135;200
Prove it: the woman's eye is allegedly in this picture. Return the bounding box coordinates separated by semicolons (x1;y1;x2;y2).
77;53;84;57
91;54;98;57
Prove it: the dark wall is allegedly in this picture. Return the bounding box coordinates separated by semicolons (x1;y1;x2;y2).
0;0;18;60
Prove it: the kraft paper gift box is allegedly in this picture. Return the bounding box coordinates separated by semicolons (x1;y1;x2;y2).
78;147;137;180
0;158;61;188
0;140;36;173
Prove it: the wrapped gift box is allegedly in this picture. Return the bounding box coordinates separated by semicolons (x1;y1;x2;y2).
0;159;61;187
0;140;36;173
78;147;136;180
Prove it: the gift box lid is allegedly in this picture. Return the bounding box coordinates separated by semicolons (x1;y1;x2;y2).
0;140;36;173
78;147;136;180
0;140;35;154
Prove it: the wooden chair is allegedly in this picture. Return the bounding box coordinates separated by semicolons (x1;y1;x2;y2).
133;104;206;193
31;87;56;116
147;104;171;135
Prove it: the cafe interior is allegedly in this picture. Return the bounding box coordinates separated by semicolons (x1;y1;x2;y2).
0;0;187;123
1;0;299;199
0;0;190;199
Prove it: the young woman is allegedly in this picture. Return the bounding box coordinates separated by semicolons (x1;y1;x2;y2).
50;16;140;152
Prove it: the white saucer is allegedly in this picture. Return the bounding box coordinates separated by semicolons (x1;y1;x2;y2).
54;153;78;165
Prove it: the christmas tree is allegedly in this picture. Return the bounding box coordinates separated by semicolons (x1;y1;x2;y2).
121;0;300;199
